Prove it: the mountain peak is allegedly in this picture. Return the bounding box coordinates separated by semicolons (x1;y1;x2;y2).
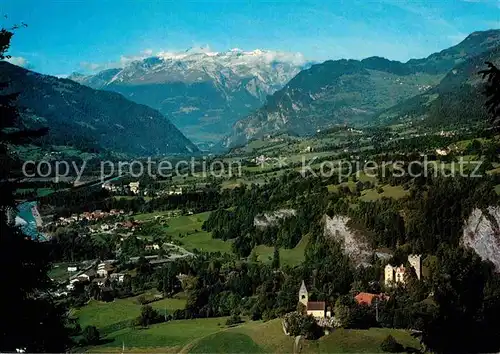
69;47;310;143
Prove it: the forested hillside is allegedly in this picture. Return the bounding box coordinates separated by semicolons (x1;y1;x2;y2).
226;29;500;147
376;45;500;127
0;62;198;156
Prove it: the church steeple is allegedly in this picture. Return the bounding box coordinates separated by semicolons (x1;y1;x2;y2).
299;280;308;306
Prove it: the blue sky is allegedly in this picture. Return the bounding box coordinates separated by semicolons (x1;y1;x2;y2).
2;0;499;76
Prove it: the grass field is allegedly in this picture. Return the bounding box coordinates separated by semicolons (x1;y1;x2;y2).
189;332;265;353
303;327;420;353
87;317;227;352
252;235;309;267
163;212;232;253
74;293;186;335
225;319;295;353
327;181;409;202
133;210;183;222
86;316;420;353
176;230;233;253
113;196;152;201
48;263;74;282
360;185;409;201
134;211;233;254
327;184;338;192
221;178;245;189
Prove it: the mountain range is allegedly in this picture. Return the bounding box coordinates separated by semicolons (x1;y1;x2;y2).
376;44;500;127
4;29;499;156
69;48;310;144
225;29;500;147
0;62;198;156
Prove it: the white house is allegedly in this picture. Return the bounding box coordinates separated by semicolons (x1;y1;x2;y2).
145;244;160;251
97;263;115;277
167;187;183;195
110;273;127;283
76;273;90;282
129;182;140;194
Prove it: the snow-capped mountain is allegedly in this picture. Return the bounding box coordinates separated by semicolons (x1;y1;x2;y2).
70;48;310;143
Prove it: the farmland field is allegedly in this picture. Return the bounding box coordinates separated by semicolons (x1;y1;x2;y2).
164;212;232;253
74;292;186;335
360;185;409;201
134;211;233;254
86;317;227;352
303;327;420;353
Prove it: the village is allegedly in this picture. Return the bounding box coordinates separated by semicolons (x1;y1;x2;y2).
102;180;184;197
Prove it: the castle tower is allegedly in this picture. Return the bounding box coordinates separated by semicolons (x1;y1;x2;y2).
408;254;422;280
384;264;395;286
299;280;308;306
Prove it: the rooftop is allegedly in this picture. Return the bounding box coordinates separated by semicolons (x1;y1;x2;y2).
354;292;390;306
307;301;325;311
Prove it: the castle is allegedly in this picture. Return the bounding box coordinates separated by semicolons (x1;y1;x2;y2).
299;281;331;319
384;254;421;286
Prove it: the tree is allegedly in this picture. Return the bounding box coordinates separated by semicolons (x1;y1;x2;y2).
137;256;152;275
380;335;404;353
157;262;179;297
87;282;101;300
82;326;100;345
420;247;500;353
283;312;323;339
479;62;500;129
137;305;161;327
249;249;258;263
0;24;72;352
225;312;243;326
334;295;375;329
296;302;307;315
272;246;280;269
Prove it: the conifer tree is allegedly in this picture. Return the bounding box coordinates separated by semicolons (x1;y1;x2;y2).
272;246;280;269
479;61;500;129
0;24;72;352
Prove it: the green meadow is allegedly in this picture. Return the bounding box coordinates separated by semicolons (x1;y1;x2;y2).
252;235;309;267
134;211;233;254
84;317;419;353
74;293;186;335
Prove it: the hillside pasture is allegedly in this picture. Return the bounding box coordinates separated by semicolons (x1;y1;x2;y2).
133;211;233;254
86;317;419;353
252;235;309;267
74;292;186;335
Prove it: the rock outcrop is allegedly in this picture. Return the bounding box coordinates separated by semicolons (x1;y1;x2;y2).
463;206;500;271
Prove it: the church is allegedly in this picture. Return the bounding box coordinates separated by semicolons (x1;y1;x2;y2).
298;281;331;319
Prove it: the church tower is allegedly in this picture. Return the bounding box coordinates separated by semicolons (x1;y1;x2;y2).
299;280;308;306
